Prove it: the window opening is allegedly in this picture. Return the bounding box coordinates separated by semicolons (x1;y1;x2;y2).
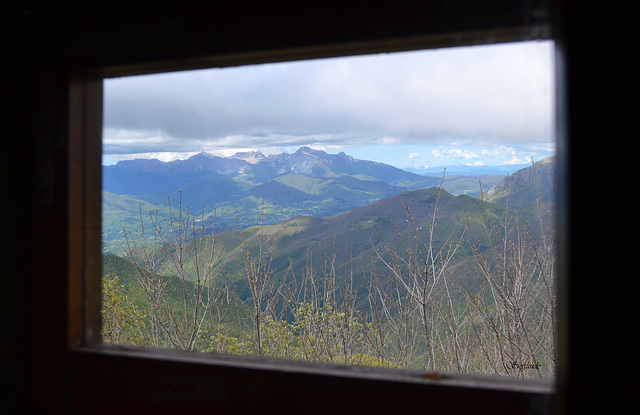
101;40;556;379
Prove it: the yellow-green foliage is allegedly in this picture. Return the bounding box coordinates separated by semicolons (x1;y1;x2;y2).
102;274;146;346
102;176;556;378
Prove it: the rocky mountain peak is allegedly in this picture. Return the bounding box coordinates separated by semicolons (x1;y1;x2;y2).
231;150;267;164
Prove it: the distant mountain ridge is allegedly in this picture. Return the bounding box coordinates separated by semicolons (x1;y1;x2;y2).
411;163;533;177
104;147;439;193
102;148;555;253
102;148;443;251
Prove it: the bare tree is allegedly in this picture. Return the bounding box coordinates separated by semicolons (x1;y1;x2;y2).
122;192;225;351
235;203;289;357
106;164;555;378
463;169;556;379
368;180;465;371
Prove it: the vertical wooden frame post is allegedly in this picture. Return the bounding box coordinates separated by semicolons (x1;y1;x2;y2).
68;75;103;347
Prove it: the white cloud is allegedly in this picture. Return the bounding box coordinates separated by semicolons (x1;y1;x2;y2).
412;162;432;170
377;136;400;145
308;144;345;153
102;41;556;168
103;41;554;158
447;149;479;160
504;156;529;165
429;148;479;160
480;146;517;158
102;151;201;165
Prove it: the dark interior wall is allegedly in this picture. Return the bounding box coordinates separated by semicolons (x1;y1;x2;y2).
1;15;68;411
0;2;637;414
6;1;552;76
553;3;637;414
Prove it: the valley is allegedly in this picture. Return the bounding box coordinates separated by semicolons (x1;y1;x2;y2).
103;147;513;253
103;148;555;300
101;148;556;376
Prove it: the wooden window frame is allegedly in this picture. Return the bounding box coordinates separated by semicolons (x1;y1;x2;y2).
9;1;587;413
69;47;557;415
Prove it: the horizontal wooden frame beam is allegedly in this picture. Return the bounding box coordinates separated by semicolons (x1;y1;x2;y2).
20;1;550;76
69;346;553;414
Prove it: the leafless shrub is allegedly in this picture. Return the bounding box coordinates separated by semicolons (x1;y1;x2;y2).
462;167;556;379
121;191;225;351
106;163;555;379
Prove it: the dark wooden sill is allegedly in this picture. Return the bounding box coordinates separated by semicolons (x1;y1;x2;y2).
67;344;554;415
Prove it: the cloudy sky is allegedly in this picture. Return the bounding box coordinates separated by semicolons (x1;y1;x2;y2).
103;40;555;171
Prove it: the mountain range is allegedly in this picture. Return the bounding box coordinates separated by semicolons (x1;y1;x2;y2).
103;148;555;255
103;147;442;250
104;147;440;195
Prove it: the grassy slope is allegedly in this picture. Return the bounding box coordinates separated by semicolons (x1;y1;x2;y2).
441;175;505;196
105;156;555;304
198;188;508;300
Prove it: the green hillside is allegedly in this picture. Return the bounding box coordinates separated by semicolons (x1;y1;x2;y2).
102;176;556;377
440;174;505;196
484;156;555;209
107;183;543;291
105;150;555;290
103;175;424;253
102;191;168;253
100;150;557;376
121;187;508;301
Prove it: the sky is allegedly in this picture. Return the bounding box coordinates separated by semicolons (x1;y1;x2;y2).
102;40;556;171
